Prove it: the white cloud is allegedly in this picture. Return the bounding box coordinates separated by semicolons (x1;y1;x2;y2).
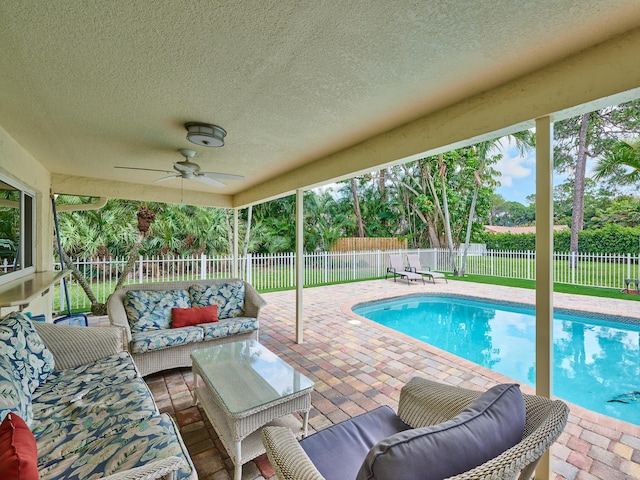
494;146;534;187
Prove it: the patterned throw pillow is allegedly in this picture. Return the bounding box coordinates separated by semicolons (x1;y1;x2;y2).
189;281;245;320
124;289;191;333
0;311;55;394
0;356;33;426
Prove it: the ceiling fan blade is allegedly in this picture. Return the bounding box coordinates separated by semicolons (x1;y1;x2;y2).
115;166;174;174
155;174;181;183
201;172;246;181
195;175;226;188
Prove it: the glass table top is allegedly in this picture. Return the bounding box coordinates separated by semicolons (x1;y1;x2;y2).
191;340;314;414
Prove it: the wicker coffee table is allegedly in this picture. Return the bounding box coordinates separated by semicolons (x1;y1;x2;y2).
191;340;314;480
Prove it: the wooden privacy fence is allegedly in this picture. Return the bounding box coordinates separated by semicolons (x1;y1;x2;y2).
331;237;407;252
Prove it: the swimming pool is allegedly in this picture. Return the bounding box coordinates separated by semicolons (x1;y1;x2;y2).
353;295;640;426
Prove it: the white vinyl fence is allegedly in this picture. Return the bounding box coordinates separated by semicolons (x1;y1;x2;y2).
52;249;437;311
435;248;640;288
51;247;640;312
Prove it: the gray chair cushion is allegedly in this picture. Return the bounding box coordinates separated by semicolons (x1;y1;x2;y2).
356;383;526;480
299;405;411;480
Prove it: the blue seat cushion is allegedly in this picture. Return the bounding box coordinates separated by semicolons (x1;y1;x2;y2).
356;383;526;480
200;317;258;340
34;378;158;466
299;405;410;480
130;326;204;354
37;413;195;480
32;352;138;406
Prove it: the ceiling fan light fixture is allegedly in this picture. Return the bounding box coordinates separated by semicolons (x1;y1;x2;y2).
185;122;226;147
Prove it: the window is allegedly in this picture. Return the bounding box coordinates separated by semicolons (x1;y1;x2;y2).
0;176;35;281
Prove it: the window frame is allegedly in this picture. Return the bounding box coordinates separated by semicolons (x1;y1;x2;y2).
0;173;36;284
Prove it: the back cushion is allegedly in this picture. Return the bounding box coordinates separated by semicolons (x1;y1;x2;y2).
189;281;245;319
356;383;526;480
124;289;190;332
0;311;55;395
0;356;33;427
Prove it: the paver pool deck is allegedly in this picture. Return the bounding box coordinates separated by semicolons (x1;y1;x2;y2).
102;279;640;480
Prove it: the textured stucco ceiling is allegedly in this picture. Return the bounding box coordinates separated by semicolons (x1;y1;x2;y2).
1;1;640;207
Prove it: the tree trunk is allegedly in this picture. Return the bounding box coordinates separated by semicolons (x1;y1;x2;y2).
426;217;441;249
570;113;590;267
439;155;459;275
224;209;234;254
351;177;365;237
112;232;145;292
242;205;252;258
460;171;481;276
378;169;386;201
56;245;105;314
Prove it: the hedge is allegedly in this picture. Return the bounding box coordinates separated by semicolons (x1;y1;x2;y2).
482;224;640;254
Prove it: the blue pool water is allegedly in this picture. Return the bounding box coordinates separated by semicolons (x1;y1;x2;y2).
354;295;640;426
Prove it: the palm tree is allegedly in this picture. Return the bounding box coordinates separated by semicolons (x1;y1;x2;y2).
438;153;459;275
593;137;640;184
350;177;365;238
458;131;535;275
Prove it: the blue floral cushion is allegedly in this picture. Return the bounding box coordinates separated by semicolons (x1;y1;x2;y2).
37;413;195;480
0;356;33;425
34;378;158;466
0;311;55;394
130;327;204;354
189;281;245;319
200;317;258;340
124;289;190;333
32;352;138;406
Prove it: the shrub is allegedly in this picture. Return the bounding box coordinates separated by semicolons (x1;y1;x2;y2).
482;225;640;254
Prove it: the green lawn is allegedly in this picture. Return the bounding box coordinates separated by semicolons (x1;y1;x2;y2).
54;269;640;315
448;273;640;302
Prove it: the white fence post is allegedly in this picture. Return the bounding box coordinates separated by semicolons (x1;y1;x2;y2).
200;253;207;279
246;253;253;284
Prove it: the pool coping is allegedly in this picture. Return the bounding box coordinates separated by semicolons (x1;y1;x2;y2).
350;292;640;327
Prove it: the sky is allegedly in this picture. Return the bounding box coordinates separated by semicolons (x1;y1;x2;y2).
493;144;537;204
493;143;575;205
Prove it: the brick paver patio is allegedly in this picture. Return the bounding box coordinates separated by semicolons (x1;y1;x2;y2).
99;279;640;480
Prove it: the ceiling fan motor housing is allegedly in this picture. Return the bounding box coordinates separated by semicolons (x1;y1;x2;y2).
185;123;226;147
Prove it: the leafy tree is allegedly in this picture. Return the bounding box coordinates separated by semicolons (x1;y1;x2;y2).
458;131;534;274
593;137;640;187
350;178;364;237
554;101;640;262
589;196;640;228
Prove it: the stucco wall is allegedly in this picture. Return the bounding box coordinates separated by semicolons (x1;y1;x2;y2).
0;126;53;319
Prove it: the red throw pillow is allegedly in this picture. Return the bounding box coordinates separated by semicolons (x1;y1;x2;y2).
0;413;39;480
171;305;218;328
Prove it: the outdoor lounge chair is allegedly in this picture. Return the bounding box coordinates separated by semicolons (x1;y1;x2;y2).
262;377;569;480
406;253;448;284
385;254;424;285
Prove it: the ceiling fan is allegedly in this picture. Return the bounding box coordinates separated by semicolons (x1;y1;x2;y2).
115;149;244;188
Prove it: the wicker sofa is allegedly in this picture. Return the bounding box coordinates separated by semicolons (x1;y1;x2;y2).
262;377;569;480
0;311;195;480
107;278;266;376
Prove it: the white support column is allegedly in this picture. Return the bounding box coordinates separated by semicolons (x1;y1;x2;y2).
535;116;554;480
296;189;304;344
233;209;239;278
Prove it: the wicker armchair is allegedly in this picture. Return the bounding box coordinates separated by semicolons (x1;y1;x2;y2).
262;377;569;480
